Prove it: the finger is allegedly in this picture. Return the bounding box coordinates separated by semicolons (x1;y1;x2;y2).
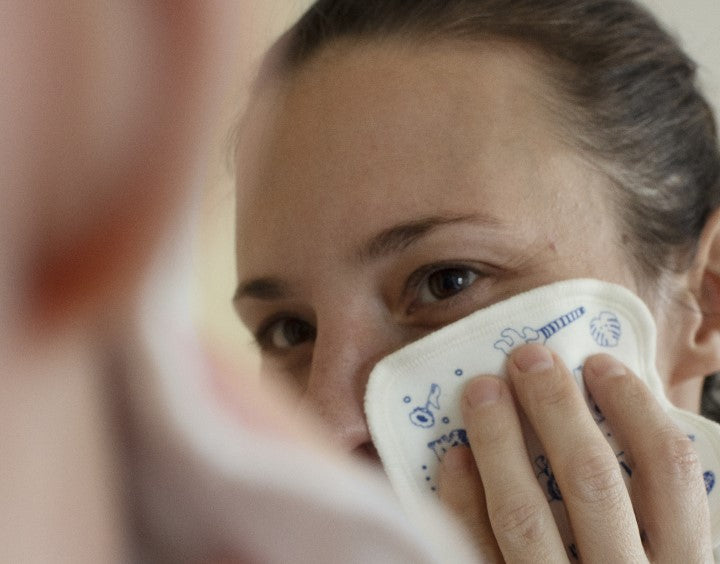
507;345;646;562
437;446;503;561
584;354;713;562
461;376;567;562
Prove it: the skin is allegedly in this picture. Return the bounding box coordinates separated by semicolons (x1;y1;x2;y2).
0;2;310;561
235;39;719;559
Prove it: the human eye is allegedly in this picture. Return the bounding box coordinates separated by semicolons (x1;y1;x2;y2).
255;315;316;353
407;264;480;306
405;264;483;314
416;266;479;304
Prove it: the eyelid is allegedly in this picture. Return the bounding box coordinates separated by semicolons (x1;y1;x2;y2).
404;261;486;294
403;261;491;315
253;311;308;352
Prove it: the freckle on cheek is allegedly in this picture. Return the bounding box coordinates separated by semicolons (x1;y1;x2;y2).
548;242;557;253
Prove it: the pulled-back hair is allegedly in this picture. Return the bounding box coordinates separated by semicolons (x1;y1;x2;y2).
255;0;720;418
269;0;720;280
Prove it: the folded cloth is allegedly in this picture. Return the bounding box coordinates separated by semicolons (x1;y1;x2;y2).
365;278;720;557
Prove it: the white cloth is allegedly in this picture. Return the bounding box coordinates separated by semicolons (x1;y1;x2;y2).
366;278;720;557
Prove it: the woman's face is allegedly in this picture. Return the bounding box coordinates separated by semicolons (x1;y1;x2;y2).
235;40;650;458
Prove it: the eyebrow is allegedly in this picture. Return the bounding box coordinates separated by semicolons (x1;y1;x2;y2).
357;213;500;262
234;212;502;304
233;277;289;303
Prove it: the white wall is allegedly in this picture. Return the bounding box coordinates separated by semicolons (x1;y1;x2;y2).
193;1;316;378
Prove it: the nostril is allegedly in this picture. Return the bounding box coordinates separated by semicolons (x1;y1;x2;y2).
352;441;382;465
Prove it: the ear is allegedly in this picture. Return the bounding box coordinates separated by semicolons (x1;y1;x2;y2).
674;207;720;384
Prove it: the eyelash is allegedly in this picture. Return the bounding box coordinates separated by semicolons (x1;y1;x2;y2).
404;262;485;312
253;262;488;354
254;311;315;353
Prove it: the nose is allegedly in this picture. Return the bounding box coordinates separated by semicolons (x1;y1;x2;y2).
300;311;402;460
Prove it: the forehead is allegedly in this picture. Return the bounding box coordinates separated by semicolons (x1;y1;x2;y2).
236;39;607;271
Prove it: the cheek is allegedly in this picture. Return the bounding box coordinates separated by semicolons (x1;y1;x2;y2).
534;193;631;285
260;357;310;398
258;354;311;402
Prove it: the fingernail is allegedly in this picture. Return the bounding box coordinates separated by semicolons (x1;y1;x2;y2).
586;354;626;379
512;344;554;373
465;377;501;408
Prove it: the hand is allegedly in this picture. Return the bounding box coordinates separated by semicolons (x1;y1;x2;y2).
436;344;713;562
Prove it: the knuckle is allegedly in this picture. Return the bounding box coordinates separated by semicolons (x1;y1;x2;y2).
466;415;506;449
463;398;513;450
564;446;626;505
650;426;701;482
489;492;546;545
525;370;573;409
613;373;647;405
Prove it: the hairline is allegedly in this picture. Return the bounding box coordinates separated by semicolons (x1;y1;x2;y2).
260;32;656;287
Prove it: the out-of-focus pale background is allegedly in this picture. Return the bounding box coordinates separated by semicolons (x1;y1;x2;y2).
195;0;720;377
193;1;314;376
